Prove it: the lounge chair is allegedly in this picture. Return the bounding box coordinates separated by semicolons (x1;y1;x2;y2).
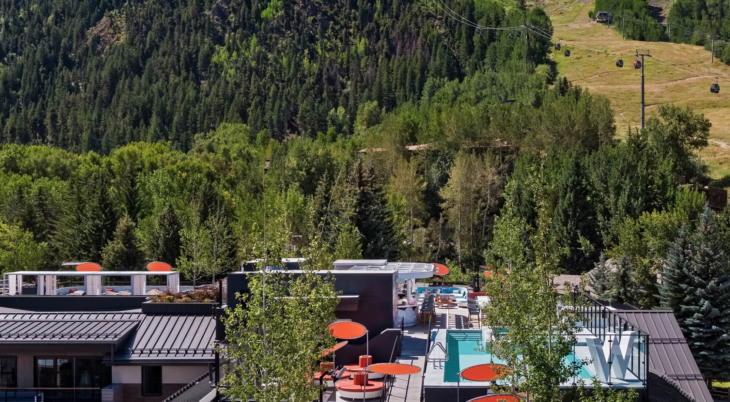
118;290;131;296
105;290;117;295
437;295;451;308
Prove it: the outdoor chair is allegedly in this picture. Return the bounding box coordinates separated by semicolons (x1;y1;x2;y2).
437;295;451;309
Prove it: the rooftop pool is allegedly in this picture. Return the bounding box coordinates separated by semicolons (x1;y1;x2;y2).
424;329;646;402
443;330;592;383
415;286;468;305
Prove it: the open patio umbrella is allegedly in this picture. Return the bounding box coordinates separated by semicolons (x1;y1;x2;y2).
433;263;450;276
328;321;371;401
458;364;510;402
368;363;421;402
466;395;521;402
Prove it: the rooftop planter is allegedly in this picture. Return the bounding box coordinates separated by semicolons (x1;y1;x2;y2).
142;288;219;315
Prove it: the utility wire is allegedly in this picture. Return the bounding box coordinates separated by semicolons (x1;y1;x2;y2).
428;0;525;32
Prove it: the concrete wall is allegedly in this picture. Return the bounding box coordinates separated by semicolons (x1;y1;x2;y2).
110;365;206;402
112;365;141;384
163;366;207;384
111;365;206;384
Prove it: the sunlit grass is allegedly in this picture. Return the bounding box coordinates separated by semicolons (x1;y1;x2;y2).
539;0;730;179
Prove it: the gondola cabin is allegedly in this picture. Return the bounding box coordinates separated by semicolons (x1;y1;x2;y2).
595;11;613;24
616;59;623;68
711;83;720;94
634;60;642;69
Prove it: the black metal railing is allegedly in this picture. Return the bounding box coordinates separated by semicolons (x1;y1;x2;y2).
572;290;649;386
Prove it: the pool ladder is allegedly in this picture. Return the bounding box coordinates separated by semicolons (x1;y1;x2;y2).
426;342;448;369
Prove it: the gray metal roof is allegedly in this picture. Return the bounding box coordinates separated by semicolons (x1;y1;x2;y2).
0;313;141;344
616;310;713;402
163;373;216;402
114;315;216;363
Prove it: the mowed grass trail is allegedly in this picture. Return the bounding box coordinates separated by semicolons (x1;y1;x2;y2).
535;0;730;180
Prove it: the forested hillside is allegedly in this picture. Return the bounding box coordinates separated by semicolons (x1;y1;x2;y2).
0;0;552;151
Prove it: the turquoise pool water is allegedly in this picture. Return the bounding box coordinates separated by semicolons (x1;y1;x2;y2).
416;287;466;295
443;330;593;383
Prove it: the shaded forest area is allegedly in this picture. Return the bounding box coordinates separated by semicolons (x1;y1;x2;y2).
0;0;551;151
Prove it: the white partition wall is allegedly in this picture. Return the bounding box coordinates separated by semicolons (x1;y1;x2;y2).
132;275;147;295
166;273;180;292
6;274;22;295
37;275;57;295
85;275;102;295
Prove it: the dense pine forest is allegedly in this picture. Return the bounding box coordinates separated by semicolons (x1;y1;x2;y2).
0;0;553;150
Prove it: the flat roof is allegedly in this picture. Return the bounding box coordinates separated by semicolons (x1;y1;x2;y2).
4;271;178;276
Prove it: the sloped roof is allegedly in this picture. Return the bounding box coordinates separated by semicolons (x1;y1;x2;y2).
616;310;712;402
163;373;216;402
113;315;216;363
0;312;141;345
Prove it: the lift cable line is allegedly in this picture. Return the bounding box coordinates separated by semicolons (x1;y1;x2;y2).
428;0;527;32
422;2;724;124
526;25;730;82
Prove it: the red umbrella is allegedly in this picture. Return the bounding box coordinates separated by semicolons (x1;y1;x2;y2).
368;363;421;376
321;341;348;357
368;363;421;400
433;263;450;276
458;364;510;401
466;395;521;402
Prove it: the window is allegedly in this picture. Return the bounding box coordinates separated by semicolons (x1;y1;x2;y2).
0;357;16;387
141;366;162;396
35;358;73;387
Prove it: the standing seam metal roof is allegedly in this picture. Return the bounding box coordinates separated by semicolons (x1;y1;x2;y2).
0;313;142;343
115;315;216;361
616;310;713;402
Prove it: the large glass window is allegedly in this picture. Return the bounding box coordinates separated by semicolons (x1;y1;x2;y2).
0;357;16;387
34;358;111;402
141;366;162;396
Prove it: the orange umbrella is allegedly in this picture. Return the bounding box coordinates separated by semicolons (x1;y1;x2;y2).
433;263;450;276
368;363;421;400
467;395;521;402
76;262;101;271
321;341;348;357
328;321;369;372
368;363;420;376
458;364;510;401
328;321;367;340
461;364;510;381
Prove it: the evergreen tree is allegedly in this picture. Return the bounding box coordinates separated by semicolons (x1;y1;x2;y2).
657;226;691;315
551;151;599;273
349;159;393;259
590;253;612;300
334;223;363;260
81;172;118;263
609;256;638;305
146;204;182;266
681;206;730;383
102;215;145;271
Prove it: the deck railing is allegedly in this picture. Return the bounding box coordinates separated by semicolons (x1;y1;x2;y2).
571;289;649;387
